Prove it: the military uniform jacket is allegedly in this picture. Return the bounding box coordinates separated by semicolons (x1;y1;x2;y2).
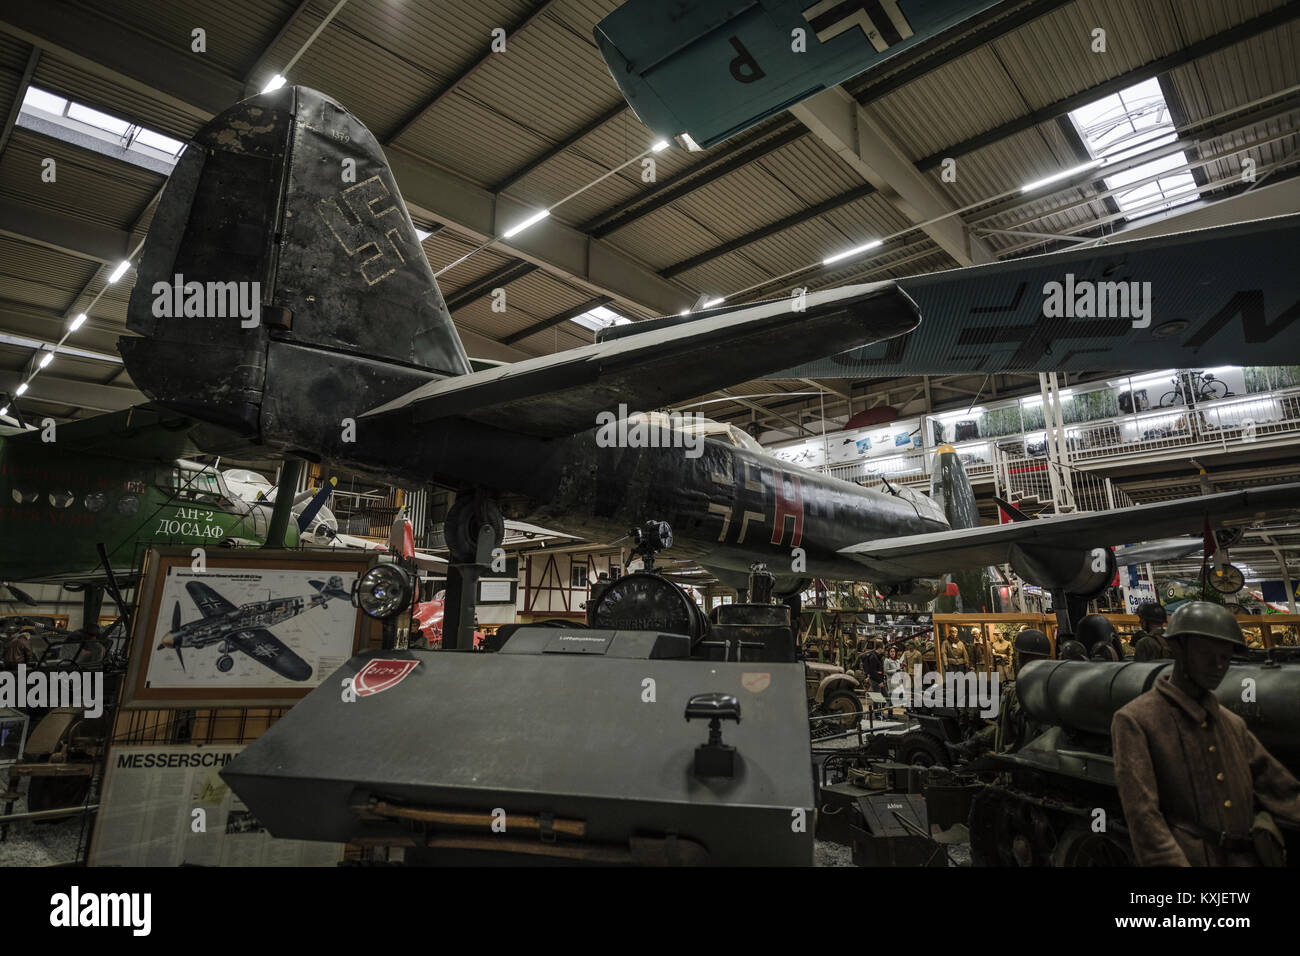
1112;676;1300;866
1133;629;1172;662
903;648;923;672
942;638;970;671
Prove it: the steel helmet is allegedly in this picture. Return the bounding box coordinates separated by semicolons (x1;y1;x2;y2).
1166;601;1246;647
1059;640;1088;661
1076;614;1117;647
1136;601;1167;625
1013;628;1051;658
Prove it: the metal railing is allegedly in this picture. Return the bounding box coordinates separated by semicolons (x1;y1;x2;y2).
818;384;1300;489
997;453;1136;514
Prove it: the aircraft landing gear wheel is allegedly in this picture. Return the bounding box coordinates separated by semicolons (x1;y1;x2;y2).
896;730;950;767
821;689;862;731
445;491;504;563
217;655;235;672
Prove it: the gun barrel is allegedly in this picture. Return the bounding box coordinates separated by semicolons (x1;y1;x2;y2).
1017;660;1300;766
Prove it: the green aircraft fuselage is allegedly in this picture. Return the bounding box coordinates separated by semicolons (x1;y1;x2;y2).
0;430;297;583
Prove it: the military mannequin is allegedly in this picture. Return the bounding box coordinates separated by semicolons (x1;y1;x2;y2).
956;628;1052;757
989;629;1014;682
1132;602;1172;662
902;640;924;674
968;626;993;672
942;630;971;672
1112;602;1300;866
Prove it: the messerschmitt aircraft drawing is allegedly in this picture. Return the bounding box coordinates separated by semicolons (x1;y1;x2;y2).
113;86;1300;635
157;576;350;680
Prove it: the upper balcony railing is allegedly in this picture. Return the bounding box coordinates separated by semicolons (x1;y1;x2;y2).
812;367;1300;491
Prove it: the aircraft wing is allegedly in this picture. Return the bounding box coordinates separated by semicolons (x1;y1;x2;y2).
185;581;238;618
225;628;313;682
839;483;1300;580
768;214;1300;377
360;281;919;437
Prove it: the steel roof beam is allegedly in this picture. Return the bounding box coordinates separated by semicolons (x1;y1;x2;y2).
0;3;692;319
0;46;39;157
0;370;141;412
385;0;558;144
499;295;612;346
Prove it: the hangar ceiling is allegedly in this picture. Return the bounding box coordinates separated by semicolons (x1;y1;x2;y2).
0;0;1297;441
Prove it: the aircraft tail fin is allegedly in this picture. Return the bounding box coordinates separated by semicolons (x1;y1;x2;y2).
929;444;979;531
121;86;470;451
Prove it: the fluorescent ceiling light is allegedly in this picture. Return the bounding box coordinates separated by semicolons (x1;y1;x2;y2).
823;239;881;266
415;228;434;242
39;352;53;368
570;304;631;332
262;74;287;93
678;309;690;316
1107;370;1175;389
651;140;670;152
679;133;702;151
69;312;87;331
107;261;130;283
502;209;549;239
701;297;725;308
1021;160;1103;193
0;407;8;417
15;383;28;396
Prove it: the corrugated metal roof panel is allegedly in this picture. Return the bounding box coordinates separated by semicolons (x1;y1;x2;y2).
0;33;32;73
0;129;164;229
0;237;100;312
33;53;207;141
100;0;298;77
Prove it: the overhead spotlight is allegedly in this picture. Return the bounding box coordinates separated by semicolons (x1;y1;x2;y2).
39;352;53;368
69;312;87;332
15;383;28;396
1020;160;1103;193
502;209;549;239
651;140;670;152
262;74;287;93
107;261;130;283
823;239;882;266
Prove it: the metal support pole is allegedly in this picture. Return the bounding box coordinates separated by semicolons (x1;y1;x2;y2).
442;524;496;650
263;458;302;549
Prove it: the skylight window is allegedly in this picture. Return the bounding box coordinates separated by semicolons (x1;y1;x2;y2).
66;101;131;136
1069;78;1197;218
19;85;185;171
570;305;631;332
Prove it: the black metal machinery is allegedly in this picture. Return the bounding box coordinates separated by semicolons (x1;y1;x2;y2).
222;521;815;865
967;659;1300;866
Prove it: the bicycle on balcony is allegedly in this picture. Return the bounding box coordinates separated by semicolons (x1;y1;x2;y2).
1158;370;1233;408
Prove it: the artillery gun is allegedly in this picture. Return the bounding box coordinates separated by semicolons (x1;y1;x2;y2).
968;659;1300;866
